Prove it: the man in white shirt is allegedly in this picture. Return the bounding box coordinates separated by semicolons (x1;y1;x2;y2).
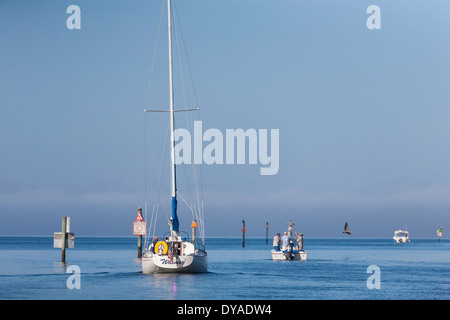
272;233;280;251
281;232;289;250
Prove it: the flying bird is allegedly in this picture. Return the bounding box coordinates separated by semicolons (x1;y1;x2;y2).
343;222;352;235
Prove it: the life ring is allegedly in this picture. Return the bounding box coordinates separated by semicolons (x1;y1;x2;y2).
154;241;168;254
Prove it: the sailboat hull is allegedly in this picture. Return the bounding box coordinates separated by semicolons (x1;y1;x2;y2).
142;253;207;274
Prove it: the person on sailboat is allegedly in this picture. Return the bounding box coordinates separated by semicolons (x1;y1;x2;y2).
273;233;281;251
149;237;159;253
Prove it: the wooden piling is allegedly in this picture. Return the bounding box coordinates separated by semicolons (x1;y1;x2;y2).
137;207;143;258
133;207;145;259
266;222;269;244
192;220;198;243
138;235;142;258
61;216;67;263
437;227;442;244
242;219;246;247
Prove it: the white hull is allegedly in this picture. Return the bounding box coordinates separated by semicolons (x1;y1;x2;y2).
394;238;410;243
271;250;307;261
142;253;207;274
393;230;410;243
142;0;207;276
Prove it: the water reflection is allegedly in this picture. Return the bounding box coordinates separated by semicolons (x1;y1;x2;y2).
140;272;201;299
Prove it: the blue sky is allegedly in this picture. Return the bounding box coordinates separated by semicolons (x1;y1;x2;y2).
1;0;450;238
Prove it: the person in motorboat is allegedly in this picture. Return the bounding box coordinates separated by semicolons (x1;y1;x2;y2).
281;232;289;250
273;233;281;251
296;232;303;250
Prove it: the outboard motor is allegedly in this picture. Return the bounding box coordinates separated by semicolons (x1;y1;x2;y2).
286;240;294;260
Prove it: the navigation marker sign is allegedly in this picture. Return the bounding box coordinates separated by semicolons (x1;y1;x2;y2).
133;221;146;235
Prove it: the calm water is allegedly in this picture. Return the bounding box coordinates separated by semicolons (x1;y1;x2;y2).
0;236;449;300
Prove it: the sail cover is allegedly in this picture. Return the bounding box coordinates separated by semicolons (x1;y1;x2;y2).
172;196;179;232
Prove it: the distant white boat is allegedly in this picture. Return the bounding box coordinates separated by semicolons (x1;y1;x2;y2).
393;230;410;243
271;221;307;261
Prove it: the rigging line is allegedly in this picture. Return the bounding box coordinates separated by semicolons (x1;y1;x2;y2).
146;203;158;250
153;203;159;237
177;192;196;217
173;128;197;232
144;202;148;249
152;204;158;243
172;0;205;241
151;203;157;239
172;8;188;111
172;2;203;222
201;201;205;247
177;3;205;220
147;115;171;221
172;0;197;143
173;0;201;109
171;106;196;219
156;119;172;221
144;0;168;235
148;203;156;241
144;117;159;249
146;0;165;105
144;103;147;221
174;1;204;220
172;9;196;209
145;1;170;223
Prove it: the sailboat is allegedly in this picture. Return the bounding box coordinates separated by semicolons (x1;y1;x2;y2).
342;222;352;235
141;0;207;274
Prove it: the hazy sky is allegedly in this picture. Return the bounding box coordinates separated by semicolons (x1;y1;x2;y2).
1;0;450;238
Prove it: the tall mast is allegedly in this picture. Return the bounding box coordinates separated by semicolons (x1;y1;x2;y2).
167;0;179;233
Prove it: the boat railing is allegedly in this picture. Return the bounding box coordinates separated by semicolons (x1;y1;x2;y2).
163;230;191;242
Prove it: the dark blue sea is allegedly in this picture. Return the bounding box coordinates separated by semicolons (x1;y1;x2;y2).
0;237;449;300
